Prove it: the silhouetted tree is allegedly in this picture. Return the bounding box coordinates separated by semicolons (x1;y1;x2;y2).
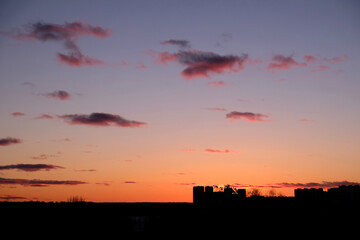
67;196;85;203
248;188;262;197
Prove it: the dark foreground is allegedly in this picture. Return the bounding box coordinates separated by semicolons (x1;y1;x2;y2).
1;198;359;237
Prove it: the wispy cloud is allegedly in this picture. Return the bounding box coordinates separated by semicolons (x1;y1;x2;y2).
277;181;360;188
0;164;64;172
0;177;87;187
123;181;137;184
0;195;27;201
11;112;25;117
11;21;111;67
229;181;360;190
323;54;349;64
267;54;306;72
161;39;191;49
59;112;147;128
226;111;270;122
35;114;54;120
40;90;71;100
204;148;240;154
0;137;22;146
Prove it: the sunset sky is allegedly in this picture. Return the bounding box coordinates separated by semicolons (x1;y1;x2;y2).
1;0;360;202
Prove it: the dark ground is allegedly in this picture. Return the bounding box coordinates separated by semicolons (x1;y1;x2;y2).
1;198;358;237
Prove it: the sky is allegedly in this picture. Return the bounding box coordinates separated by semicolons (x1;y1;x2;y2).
0;0;360;202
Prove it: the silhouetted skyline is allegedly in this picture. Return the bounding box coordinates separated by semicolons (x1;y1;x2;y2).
1;0;359;202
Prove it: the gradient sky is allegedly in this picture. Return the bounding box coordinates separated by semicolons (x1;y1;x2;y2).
1;0;360;202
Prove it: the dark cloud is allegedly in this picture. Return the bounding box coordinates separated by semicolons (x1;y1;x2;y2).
41;90;71;100
278;181;360;189
177;51;248;79
0;195;27;201
0;137;22;146
123;181;137;184
0;164;64;172
12;21;111;67
0;177;87;187
156;40;248;79
161;39;191;48
226;111;269;122
59;112;147;128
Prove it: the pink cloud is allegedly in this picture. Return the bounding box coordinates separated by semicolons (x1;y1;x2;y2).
226;111;270;122
311;65;330;73
304;55;317;63
11;112;25;117
35;114;54;119
267;54;306;72
299;118;313;122
58;52;104;67
156;51;178;65
323;54;349;64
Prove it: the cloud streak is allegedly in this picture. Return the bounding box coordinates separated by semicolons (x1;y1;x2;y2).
60;112;147;128
161;39;191;49
12;21;111;67
40;90;71;100
0;177;87;187
277;181;360;189
0;137;22;146
226;111;270;122
0;164;64;172
204;148;240;154
267;54;306;71
11;112;25;117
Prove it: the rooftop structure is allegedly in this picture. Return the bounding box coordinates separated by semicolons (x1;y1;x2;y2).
193;185;246;206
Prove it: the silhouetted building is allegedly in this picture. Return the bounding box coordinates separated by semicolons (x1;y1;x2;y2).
193;186;205;206
193;185;246;207
327;185;360;202
295;188;324;201
294;185;360;203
